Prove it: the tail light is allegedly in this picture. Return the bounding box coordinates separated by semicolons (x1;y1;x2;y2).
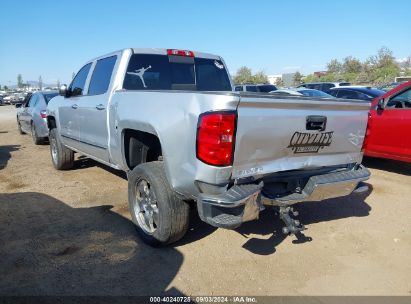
40;110;47;119
362;112;371;151
196;111;237;166
167;49;194;57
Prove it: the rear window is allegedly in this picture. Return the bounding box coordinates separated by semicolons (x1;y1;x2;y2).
123;54;231;91
43;93;58;104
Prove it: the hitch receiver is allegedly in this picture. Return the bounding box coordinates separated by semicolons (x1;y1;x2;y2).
279;206;305;234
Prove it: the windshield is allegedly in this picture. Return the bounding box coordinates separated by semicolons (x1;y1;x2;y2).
365;89;386;97
123;54;231;91
298;89;332;97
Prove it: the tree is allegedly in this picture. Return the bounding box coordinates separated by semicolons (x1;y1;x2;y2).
293;71;303;86
275;77;284;87
0;84;2;90
233;66;253;84
342;56;362;74
4;85;8;91
253;71;268;84
38;75;43;90
327;59;342;74
17;74;23;88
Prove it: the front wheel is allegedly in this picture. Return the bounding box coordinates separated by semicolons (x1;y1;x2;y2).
49;128;74;170
128;161;189;246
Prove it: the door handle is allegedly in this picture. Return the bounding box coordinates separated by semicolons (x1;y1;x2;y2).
71;104;78;109
306;115;327;131
96;104;105;110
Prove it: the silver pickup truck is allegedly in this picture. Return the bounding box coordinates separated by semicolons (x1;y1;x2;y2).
47;48;370;246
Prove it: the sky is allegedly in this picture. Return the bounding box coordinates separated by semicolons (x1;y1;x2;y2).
1;0;411;86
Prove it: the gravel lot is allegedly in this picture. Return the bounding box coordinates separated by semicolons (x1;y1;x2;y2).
0;105;410;296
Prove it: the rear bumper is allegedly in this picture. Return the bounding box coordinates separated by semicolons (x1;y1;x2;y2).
197;165;370;229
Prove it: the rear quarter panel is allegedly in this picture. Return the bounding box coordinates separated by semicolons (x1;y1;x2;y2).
109;91;240;198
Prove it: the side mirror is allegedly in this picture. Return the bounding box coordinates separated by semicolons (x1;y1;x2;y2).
377;98;385;110
15;103;22;108
59;84;68;97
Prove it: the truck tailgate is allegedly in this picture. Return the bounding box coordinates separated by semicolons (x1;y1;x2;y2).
232;94;370;179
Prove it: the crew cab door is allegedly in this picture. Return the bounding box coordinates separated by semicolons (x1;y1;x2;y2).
75;55;117;163
59;63;92;147
19;94;37;132
367;84;411;161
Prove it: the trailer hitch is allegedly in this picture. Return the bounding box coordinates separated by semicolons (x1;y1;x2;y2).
278;206;305;235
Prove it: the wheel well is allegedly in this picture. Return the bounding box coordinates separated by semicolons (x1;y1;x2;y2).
123;129;162;169
47;116;56;129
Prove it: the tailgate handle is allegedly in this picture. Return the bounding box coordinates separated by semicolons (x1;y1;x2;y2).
306;115;327;131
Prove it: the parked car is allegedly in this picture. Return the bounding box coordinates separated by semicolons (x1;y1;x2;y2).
269;88;333;98
3;95;12;104
363;81;411;162
298;82;351;92
0;95;3;105
16;91;58;144
328;86;385;101
47;48;370;246
377;81;407;92
234;84;277;92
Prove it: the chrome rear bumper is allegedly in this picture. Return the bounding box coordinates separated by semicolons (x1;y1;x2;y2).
262;165;370;206
197;165;370;229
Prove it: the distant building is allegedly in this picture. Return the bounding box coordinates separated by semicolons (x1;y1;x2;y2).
267;74;282;85
282;73;297;87
395;76;411;82
314;71;328;77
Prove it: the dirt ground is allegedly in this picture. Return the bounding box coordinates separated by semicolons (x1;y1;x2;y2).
0;105;410;296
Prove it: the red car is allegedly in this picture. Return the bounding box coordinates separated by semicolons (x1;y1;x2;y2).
364;81;411;162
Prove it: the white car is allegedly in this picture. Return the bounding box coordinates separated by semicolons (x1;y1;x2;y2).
269;88;333;98
3;95;12;104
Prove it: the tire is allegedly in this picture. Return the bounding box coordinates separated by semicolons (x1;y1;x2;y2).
17;119;24;135
31;123;44;145
128;161;189;246
49;128;74;170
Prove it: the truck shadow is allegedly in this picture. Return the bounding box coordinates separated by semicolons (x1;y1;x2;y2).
0;192;185;296
363;157;411;176
0;145;20;170
236;183;373;255
73;156;127;180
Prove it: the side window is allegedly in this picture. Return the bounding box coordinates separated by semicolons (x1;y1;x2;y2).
28;95;38;107
387;87;411;109
69;63;92;97
322;84;334;91
328;90;338;97
357;92;372;101
312;84;322;91
235;86;243;91
88;56;117;95
33;95;41;107
338;90;359;99
246;86;257;92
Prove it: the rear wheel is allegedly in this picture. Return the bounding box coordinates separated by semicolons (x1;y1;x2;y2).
49;128;74;170
128;161;189;246
17;119;24;135
31;123;44;145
